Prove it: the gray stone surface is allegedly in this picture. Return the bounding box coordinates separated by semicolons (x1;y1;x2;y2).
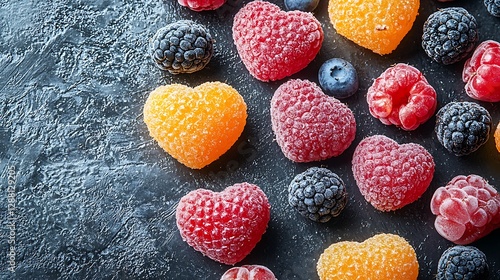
0;0;499;279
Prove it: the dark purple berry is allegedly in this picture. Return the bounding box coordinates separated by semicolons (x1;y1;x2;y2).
150;20;213;74
437;246;489;280
288;167;348;223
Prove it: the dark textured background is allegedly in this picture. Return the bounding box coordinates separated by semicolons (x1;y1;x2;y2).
0;0;499;279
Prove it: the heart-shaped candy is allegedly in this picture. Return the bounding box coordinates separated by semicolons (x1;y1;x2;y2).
270;79;356;162
317;233;419;280
176;183;270;265
352;135;435;211
328;0;419;55
232;1;323;81
143;82;247;169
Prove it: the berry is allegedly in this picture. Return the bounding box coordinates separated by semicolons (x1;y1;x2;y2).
422;7;478;65
436;246;489;280
143;82;247;169
318;58;359;99
284;0;319;12
435;102;492;156
150;20;213;74
352;135;435;211
232;1;323;81
317;233;419;280
220;265;277;280
495;121;500;153
270;79;356;162
430;174;500;245
176;183;270;265
288;167;348;223
328;0;419;55
463;40;500;102
367;63;437;131
178;0;226;11
484;0;500;17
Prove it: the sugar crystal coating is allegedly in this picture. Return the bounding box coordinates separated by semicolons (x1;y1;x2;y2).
328;0;419;55
270;79;356;162
495;121;500;153
485;0;500;17
288;167;348;222
220;265;277;280
463;40;500;102
232;1;323;81
143;82;247;169
150;20;213;74
178;0;226;11
422;7;478;65
437;245;489;280
435;101;491;156
317;233;419;280
367;63;437;130
176;183;270;265
352;135;435;211
431;174;500;244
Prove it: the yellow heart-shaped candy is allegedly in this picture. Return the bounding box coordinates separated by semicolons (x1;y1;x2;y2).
143;82;247;169
317;233;419;280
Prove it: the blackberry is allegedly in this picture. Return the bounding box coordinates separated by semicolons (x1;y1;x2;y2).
485;0;500;17
150;20;213;74
437;246;489;280
435;102;492;156
288;167;347;223
422;7;478;65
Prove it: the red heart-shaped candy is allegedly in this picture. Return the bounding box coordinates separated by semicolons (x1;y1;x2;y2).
232;1;323;82
176;183;270;265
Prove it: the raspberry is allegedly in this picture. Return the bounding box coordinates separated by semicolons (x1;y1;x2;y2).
150;20;213;74
436;246;489;280
317;233;419;280
484;0;500;17
220;265;277;280
430;174;500;245
143;82;247;169
496;121;500;153
367;63;437;131
288;167;348;223
176;183;270;265
462;40;500;102
328;0;419;55
435;102;492;156
232;1;323;81
422;7;478;65
352;135;435;211
270;79;356;162
178;0;226;11
318;58;359;99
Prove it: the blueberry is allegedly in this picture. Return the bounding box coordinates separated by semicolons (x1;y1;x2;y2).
284;0;319;12
318;58;359;99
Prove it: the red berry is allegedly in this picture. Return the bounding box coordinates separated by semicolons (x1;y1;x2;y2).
270;79;356;162
220;265;277;280
176;183;270;265
463;40;500;102
232;1;324;81
178;0;226;11
367;63;437;130
352;135;435;211
430;174;500;244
